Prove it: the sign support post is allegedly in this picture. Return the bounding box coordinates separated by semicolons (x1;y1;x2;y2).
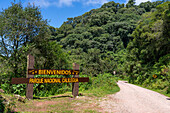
26;55;34;99
72;63;79;98
11;55;89;100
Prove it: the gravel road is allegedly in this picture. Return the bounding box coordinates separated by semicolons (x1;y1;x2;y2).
99;81;170;113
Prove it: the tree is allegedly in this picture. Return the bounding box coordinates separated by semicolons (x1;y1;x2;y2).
124;1;170;85
129;1;170;64
0;2;49;79
126;0;136;8
54;0;165;77
82;48;104;76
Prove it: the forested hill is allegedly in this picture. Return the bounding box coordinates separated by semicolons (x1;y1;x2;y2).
55;1;162;49
50;0;168;75
51;0;170;95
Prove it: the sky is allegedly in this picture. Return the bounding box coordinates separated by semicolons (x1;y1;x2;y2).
0;0;158;28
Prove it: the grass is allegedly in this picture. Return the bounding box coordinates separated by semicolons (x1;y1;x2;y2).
82;73;120;97
11;93;103;113
1;86;119;113
84;86;120;97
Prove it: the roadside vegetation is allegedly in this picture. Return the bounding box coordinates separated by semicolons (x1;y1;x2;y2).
0;73;119;112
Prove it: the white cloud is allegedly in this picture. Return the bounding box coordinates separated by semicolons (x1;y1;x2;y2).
85;0;109;5
27;0;110;8
135;0;152;5
28;0;51;7
27;0;80;8
125;0;154;5
58;0;79;7
27;0;158;8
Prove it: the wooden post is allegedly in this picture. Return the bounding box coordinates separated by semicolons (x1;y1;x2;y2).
72;63;79;98
26;55;34;99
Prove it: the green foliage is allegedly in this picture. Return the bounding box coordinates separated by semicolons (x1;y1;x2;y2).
79;75;92;91
128;1;170;65
0;2;70;95
84;73;119;97
0;96;5;113
31;74;72;97
0;2;49;82
124;1;170;95
53;0;162;76
79;73;120;97
12;84;25;95
0;94;16;113
126;0;136;8
0;2;49;78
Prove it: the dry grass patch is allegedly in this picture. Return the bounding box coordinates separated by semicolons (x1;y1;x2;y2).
13;94;103;113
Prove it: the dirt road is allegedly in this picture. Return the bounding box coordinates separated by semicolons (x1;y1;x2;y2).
100;81;170;113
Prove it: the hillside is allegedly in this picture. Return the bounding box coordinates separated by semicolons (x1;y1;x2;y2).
50;0;165;75
51;0;170;96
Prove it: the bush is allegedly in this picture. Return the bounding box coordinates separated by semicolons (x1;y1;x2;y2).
83;73;120;97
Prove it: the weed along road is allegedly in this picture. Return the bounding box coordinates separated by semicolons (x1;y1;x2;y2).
99;81;170;113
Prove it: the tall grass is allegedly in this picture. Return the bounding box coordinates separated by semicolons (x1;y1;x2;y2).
79;73;120;97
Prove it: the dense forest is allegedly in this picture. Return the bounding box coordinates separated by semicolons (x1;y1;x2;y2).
0;0;169;99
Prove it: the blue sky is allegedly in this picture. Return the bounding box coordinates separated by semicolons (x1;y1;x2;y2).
0;0;158;28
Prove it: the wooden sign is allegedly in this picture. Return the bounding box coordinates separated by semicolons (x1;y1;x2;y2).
26;55;34;99
72;63;79;98
12;55;87;99
28;69;79;75
11;77;89;84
